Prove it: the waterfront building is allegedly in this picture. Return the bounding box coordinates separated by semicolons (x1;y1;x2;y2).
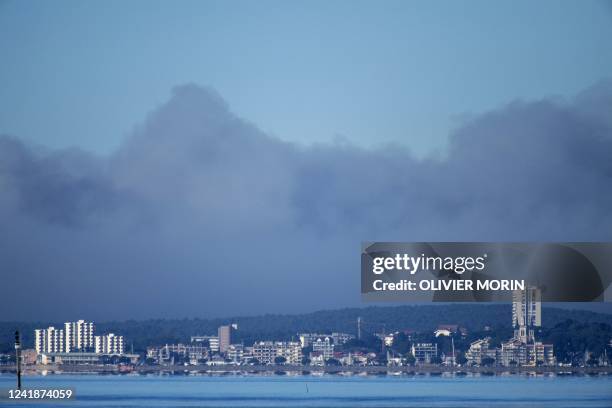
512;287;541;343
299;332;353;348
331;332;354;345
499;339;555;366
191;335;219;352
209;337;220;352
411;343;438;364
309;352;325;366
465;337;497;365
34;327;65;354
65;320;95;352
276;341;302;364
299;333;327;348
227;344;244;363
38;352;140;365
498;287;555;367
146;343;209;365
94;333;124;355
252;341;302;364
35;320;125;357
312;337;334;360
20;349;38;365
252;341;276;364
218;325;231;354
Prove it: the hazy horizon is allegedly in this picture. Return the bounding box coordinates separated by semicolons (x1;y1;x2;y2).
1;301;610;324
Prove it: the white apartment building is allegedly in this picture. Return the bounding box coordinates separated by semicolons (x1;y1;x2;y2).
65;320;95;352
331;333;354;345
411;343;438;364
226;344;244;363
299;333;327;348
190;335;219;352
94;333;124;355
147;343;208;364
465;337;497;365
299;332;354;348
252;341;302;365
209;337;219;352
312;337;334;360
499;339;555;366
276;342;302;364
253;341;277;364
34;327;65;354
35;320;125;357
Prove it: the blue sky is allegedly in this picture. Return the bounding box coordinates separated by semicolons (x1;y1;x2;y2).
1;0;611;156
1;1;612;320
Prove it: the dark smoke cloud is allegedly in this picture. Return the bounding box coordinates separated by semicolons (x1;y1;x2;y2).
1;81;611;321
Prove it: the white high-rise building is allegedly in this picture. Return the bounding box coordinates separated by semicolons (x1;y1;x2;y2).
512;287;541;343
94;333;124;355
34;327;65;354
65;320;95;352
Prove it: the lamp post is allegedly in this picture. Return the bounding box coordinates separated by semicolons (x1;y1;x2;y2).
15;331;22;390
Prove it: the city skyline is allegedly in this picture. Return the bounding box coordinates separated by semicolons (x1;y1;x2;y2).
16;288;603;369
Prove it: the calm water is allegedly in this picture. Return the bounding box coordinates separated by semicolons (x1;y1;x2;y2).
1;373;611;407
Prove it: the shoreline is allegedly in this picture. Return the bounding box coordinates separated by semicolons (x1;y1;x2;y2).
2;364;611;376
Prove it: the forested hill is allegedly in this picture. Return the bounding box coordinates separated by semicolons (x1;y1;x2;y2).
2;304;611;353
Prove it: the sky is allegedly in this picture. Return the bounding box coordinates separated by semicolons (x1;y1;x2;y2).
1;0;612;321
1;0;612;156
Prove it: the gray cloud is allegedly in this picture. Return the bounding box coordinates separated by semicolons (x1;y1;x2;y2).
1;80;612;321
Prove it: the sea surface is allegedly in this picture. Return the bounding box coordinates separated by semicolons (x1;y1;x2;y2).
1;373;611;407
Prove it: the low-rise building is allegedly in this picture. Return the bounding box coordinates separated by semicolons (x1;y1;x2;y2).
252;341;302;365
312;337;334;360
190;335;219;353
411;343;438;364
465;337;497;365
94;333;124;355
37;352;139;365
299;332;354;348
331;333;354;345
227;344;244;363
277;342;302;364
252;341;276;364
499;339;554;367
146;343;209;365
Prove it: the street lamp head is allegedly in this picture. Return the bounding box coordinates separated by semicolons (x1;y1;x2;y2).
14;330;21;349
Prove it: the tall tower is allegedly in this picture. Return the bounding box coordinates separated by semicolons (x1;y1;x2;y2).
218;325;231;354
512;286;541;343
